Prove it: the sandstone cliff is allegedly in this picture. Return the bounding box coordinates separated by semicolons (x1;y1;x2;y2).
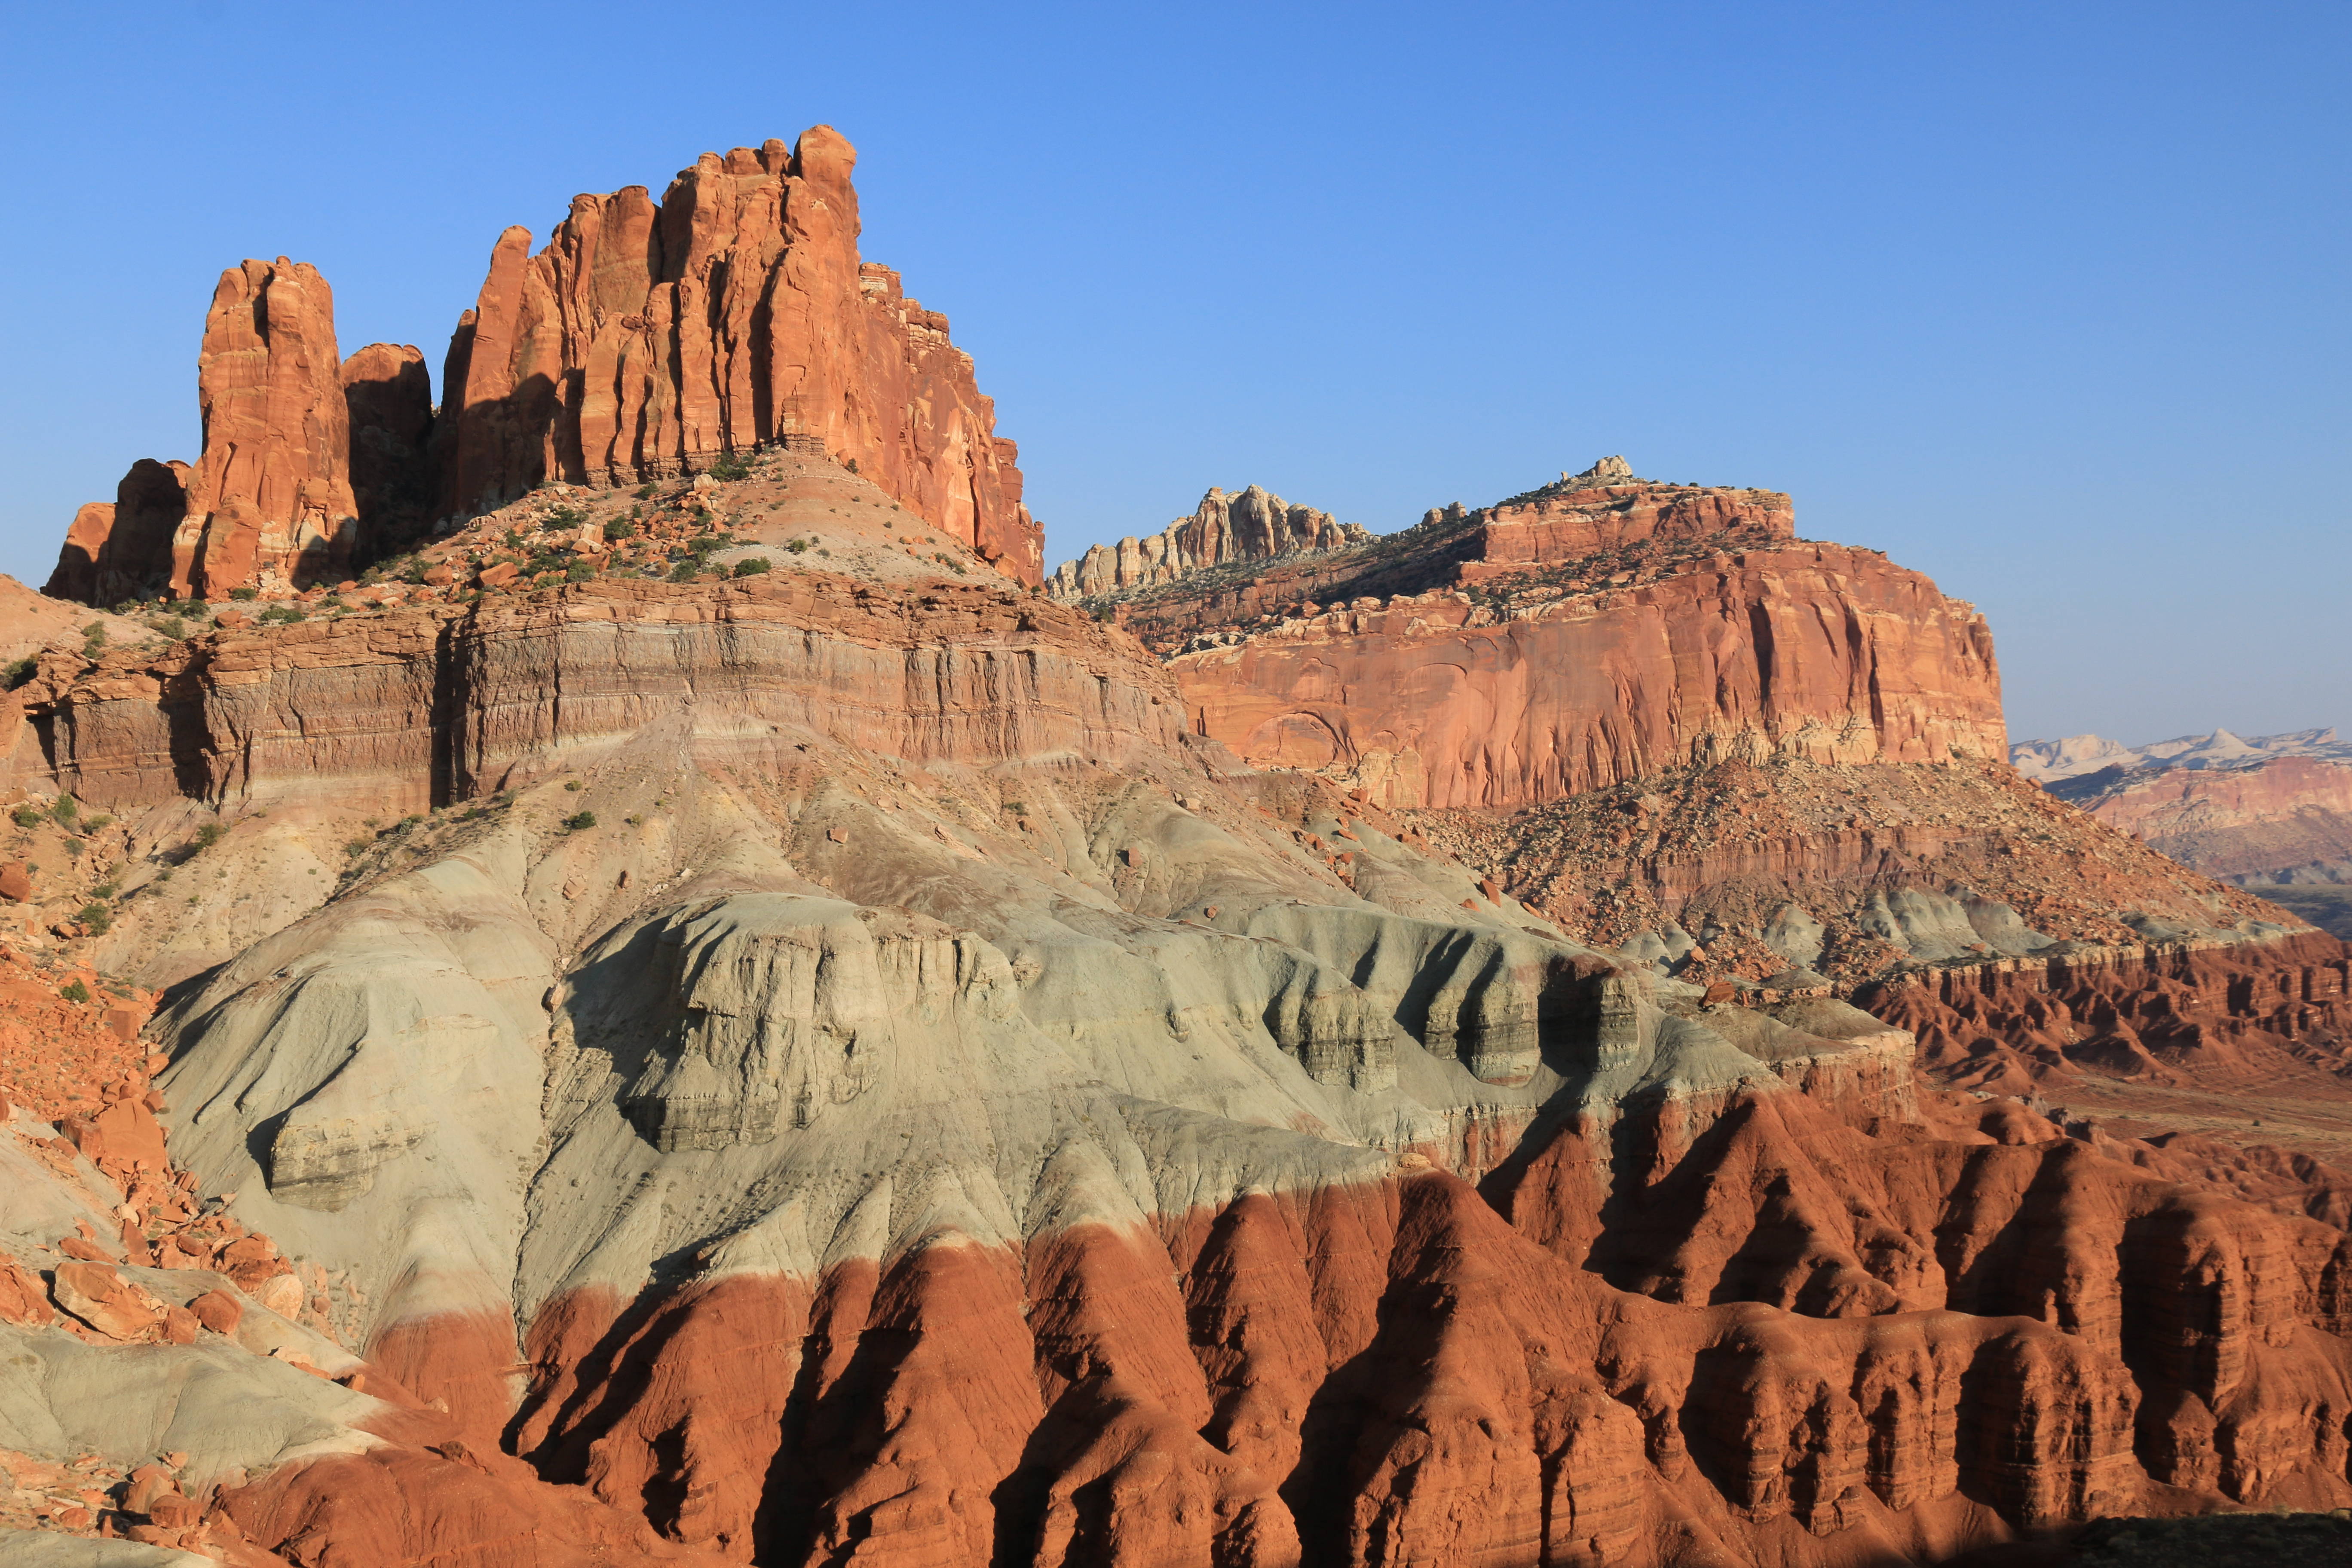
1167;464;2003;812
46;127;1041;605
1046;484;1369;600
432;128;1041;584
42;256;438;604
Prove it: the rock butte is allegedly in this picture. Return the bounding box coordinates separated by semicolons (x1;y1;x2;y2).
6;173;2352;1568
44;126;1041;604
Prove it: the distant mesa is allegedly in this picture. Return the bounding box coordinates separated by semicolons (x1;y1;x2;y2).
2020;727;2352;918
44;127;1041;605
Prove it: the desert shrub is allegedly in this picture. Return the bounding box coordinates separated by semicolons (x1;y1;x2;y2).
10;805;42;828
732;557;771;577
51;794;78;824
193;822;224;851
563;811;597;831
5;657;37;688
77;903;112;935
708;450;752;481
259;604;304;624
61;979;90;1004
635;483;657;499
230;586;259;601
602;518;637;542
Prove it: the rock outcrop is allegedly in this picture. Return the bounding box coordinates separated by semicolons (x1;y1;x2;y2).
170;258;362;599
43;459;192;606
340;341;437;549
432;128;1041;584
46;127;1041;605
1046;484;1369;600
1168;466;2002;812
2047;744;2352;886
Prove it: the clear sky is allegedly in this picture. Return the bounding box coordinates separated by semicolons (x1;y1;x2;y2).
1;2;2343;746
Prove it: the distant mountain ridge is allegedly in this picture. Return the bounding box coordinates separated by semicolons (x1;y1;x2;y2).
2012;725;2352;784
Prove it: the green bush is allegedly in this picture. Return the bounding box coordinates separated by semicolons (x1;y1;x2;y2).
77;903;112;936
732;557;772;577
543;505;585;530
193;822;224;851
785;539;809;554
157;616;187;640
259;603;304;624
51;794;78;823
343;838;370;858
707;450;752;482
3;657;35;689
60;979;90;1004
230;586;259;601
562;810;597;832
565;560;597;583
10;805;42;828
635;483;658;499
602;518;637;542
668;561;701;582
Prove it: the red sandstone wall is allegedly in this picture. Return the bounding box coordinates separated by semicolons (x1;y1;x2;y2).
1172;542;2006;810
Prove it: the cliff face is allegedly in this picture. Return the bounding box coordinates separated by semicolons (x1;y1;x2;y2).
2055;753;2352;885
42;257;431;605
1047;484;1369;600
433;128;1041;584
1168;474;2003;813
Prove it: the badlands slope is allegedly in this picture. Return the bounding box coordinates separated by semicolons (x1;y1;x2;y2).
0;453;2348;1566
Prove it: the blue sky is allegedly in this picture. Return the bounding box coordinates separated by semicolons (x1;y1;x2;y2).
1;1;2342;744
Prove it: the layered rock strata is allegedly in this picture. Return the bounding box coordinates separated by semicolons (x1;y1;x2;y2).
433;128;1041;583
1167;473;2002;812
3;548;2351;1565
1046;484;1369;600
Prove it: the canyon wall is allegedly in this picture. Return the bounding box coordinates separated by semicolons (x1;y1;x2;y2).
1046;483;1369;600
2060;754;2352;885
433;128;1041;584
1173;539;2004;812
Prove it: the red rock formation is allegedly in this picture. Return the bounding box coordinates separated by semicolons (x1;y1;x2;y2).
2066;754;2352;884
1175;539;2003;811
433;129;1041;585
1047;484;1369;600
341;342;437;547
168;258;360;598
43;459;192;605
9;573;1177;815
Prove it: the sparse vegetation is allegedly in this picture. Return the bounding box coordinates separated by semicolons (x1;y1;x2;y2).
733;557;771;577
10;805;42;828
564;779;583;792
52;794;79;824
602;518;637;542
708;450;753;482
563;810;597;832
635;483;658;499
60;979;90;1004
192;822;224;852
77;902;113;935
259;603;304;624
4;657;36;689
230;586;259;601
786;539;810;554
